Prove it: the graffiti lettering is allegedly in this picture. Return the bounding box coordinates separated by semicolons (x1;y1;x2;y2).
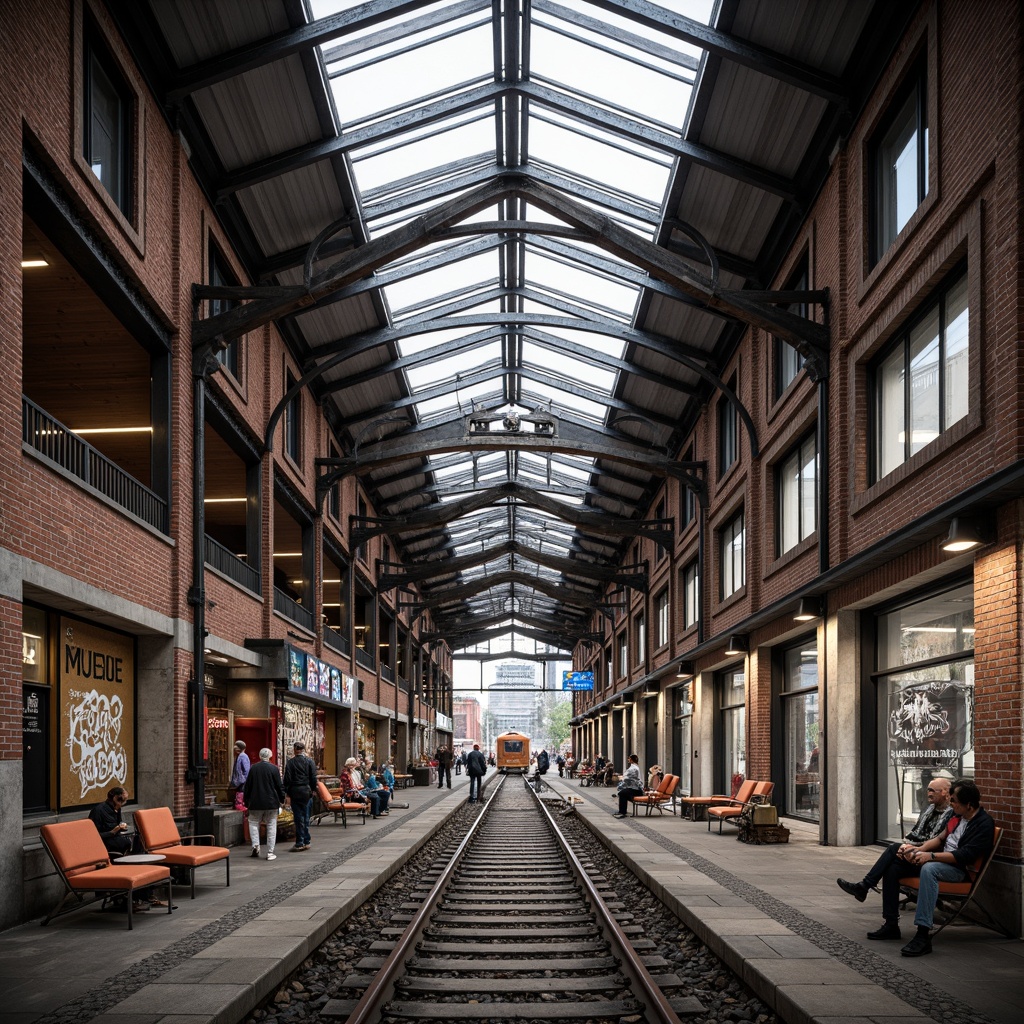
66;690;127;797
65;644;124;683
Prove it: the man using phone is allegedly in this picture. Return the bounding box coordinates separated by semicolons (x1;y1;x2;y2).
89;786;138;856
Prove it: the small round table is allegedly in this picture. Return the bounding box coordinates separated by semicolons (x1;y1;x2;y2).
116;853;166;863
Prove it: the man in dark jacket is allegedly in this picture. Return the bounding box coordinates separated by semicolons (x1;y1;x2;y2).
243;747;286;860
283;741;318;852
856;778;995;957
837;777;954;902
435;744;453;789
465;743;487;802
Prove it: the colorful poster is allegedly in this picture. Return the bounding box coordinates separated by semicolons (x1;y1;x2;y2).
330;668;342;703
318;659;330;697
289;648;304;691
59;617;134;808
306;656;319;694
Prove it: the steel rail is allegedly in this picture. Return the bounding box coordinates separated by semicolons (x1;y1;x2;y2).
528;780;685;1024
344;772;683;1024
342;774;509;1024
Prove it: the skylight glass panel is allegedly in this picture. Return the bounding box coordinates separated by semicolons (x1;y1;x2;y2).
405;342;503;391
525;251;639;316
520;340;616;393
385;248;498;312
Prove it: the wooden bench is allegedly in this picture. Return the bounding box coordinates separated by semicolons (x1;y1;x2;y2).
134;807;230;899
900;824;1006;936
39;819;173;930
392;774;413;789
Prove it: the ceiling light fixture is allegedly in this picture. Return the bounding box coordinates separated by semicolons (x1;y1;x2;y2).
793;597;823;622
675;660;694;680
21;258;48;268
724;634;748;656
941;517;985;553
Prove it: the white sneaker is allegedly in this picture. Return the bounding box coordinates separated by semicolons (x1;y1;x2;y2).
266;852;277;861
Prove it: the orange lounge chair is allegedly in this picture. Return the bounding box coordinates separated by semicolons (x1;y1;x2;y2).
133;807;230;899
708;780;774;833
632;774;679;817
39;819;172;930
900;825;1006;936
314;781;367;826
680;778;756;821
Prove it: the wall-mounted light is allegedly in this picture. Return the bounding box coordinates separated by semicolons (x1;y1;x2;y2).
675;660;694;680
793;597;823;622
724;634;748;656
941;517;985;553
21;258;49;268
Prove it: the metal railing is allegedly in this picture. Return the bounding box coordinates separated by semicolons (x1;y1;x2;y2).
204;535;260;594
23;396;168;533
323;625;350;656
273;587;313;630
355;646;375;670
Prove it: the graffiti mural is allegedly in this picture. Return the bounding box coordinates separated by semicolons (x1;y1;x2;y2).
65;688;128;797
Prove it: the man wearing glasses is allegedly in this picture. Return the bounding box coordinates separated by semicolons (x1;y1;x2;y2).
89;786;138;857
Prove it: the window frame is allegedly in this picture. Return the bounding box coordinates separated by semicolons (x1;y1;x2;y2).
773;261;808;400
655;587;670;649
283;368;301;466
208;241;241;381
870;266;969;482
682;560;699;630
776;432;817;556
718;384;738;477
634;611;646;666
719;509;746;601
870;61;928;266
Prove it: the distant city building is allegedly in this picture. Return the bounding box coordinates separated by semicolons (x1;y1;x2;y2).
453;695;482;752
489;662;541;739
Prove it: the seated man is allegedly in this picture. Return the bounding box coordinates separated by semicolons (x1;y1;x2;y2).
837;777;954;903
840;779;995;957
88;786;155;911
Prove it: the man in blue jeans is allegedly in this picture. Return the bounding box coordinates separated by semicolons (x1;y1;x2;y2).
283;741;318;851
844;779;994;957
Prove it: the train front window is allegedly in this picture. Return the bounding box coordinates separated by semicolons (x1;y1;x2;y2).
504;741;523;753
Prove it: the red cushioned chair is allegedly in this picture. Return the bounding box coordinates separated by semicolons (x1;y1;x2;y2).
680;778;756;822
899;825;1005;936
708;780;774;834
632;774;679;817
314;780;366;826
134;807;230;899
39;819;172;930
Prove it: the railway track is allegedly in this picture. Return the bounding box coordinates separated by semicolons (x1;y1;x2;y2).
335;775;696;1023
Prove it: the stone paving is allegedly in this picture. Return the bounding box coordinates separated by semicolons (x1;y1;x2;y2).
2;772;1021;1024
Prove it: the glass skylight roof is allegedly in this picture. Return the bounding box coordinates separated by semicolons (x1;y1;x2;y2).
310;0;714;651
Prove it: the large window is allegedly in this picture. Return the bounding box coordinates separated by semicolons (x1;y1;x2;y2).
718;668;746;794
874;582;974;842
780;640;819;822
284;370;301;464
774;263;808;398
718;386;738;476
655;588;669;649
674;683;694;795
873;270;968;480
83;28;132;217
720;510;745;600
634;612;645;665
617;630;628;679
209;243;240;379
872;66;928;263
777;434;817;555
682;561;699;630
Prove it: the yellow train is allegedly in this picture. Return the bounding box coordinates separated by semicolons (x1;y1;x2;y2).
495;731;531;773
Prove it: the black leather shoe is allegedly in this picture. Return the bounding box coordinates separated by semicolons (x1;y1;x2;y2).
901;934;932;957
837;877;868;902
866;922;902;940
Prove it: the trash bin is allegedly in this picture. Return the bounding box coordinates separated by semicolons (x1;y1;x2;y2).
412;766;431;787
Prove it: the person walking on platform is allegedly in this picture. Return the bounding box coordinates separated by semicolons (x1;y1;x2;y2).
284;741;318;852
435;744;453;788
613;753;644;817
466;743;487;802
244;748;286;861
229;740;250;806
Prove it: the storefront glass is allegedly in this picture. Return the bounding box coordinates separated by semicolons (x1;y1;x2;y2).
875;582;974;841
781;640;819;821
674;684;693;795
718;668;746;793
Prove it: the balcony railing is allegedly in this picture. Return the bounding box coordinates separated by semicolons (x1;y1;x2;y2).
273;587;313;630
354;646;375;671
381;664;393;682
204;535;260;595
23;396;168;533
323;625;350;657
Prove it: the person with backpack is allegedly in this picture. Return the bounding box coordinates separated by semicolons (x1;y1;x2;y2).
283;741;318;851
